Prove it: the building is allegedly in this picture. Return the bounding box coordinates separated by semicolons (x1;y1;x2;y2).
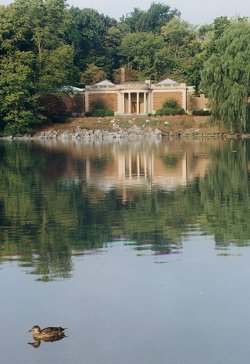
85;78;189;115
63;78;209;116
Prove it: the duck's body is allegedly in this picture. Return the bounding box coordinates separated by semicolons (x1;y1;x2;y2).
28;325;67;340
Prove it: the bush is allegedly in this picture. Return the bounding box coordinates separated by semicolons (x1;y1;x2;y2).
85;109;114;117
156;108;185;116
162;99;177;109
90;99;106;110
192;109;211;116
39;93;68;123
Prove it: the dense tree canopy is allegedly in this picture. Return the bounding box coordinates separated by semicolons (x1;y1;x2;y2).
120;2;180;33
0;0;249;134
0;0;74;133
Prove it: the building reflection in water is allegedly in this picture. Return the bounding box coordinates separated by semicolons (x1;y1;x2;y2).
39;139;214;201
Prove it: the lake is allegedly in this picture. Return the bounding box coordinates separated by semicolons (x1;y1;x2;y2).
0;138;250;364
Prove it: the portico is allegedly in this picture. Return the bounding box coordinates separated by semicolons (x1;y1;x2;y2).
120;91;149;114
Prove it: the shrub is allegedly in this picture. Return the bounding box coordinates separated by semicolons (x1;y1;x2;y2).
90;99;105;110
162;99;177;109
85;109;114;117
192;109;211;116
39;93;68;123
156;108;185;116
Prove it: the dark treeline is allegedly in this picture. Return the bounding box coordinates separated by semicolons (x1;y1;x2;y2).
0;0;249;134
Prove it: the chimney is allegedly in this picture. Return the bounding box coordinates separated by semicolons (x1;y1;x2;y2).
120;67;126;84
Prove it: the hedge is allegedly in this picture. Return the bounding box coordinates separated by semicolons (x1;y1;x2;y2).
85;109;114;117
155;108;186;116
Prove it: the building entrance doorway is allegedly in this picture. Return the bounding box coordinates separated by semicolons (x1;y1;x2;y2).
123;92;148;114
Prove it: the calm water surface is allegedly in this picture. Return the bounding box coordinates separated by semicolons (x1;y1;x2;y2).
0;138;250;364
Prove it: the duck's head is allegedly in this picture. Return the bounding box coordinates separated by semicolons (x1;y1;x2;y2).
28;325;41;334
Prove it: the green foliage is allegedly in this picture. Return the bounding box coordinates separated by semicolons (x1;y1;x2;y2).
156;108;185;115
119;32;165;79
0;0;74;134
85;109;114;117
90;99;106;110
67;7;117;75
80;64;107;85
0;1;249;134
0;54;40;134
36;45;75;92
192;109;211;116
162;99;177;108
200;19;250;132
120;2;180;33
160;18;202;86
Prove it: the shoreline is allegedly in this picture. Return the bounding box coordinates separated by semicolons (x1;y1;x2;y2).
1;116;249;141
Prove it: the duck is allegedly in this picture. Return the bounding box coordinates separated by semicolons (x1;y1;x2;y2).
28;325;67;340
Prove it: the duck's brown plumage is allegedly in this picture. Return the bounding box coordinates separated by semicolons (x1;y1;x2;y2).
28;325;67;340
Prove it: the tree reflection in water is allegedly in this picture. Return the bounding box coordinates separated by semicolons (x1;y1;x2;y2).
0;139;249;280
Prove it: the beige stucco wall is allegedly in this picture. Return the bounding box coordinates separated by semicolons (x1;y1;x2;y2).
152;91;183;111
88;92;118;112
187;92;209;111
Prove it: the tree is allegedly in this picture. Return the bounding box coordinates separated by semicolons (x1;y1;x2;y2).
39;93;68;122
0;52;40;134
37;44;74;92
121;2;180;33
0;0;74;133
160;18;202;86
119;32;165;79
67;7;116;75
80;64;107;85
200;19;250;132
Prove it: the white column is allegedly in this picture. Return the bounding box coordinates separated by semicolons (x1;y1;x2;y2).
144;92;147;114
137;92;140;114
122;93;125;114
128;92;131;114
182;88;187;112
85;91;89;112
